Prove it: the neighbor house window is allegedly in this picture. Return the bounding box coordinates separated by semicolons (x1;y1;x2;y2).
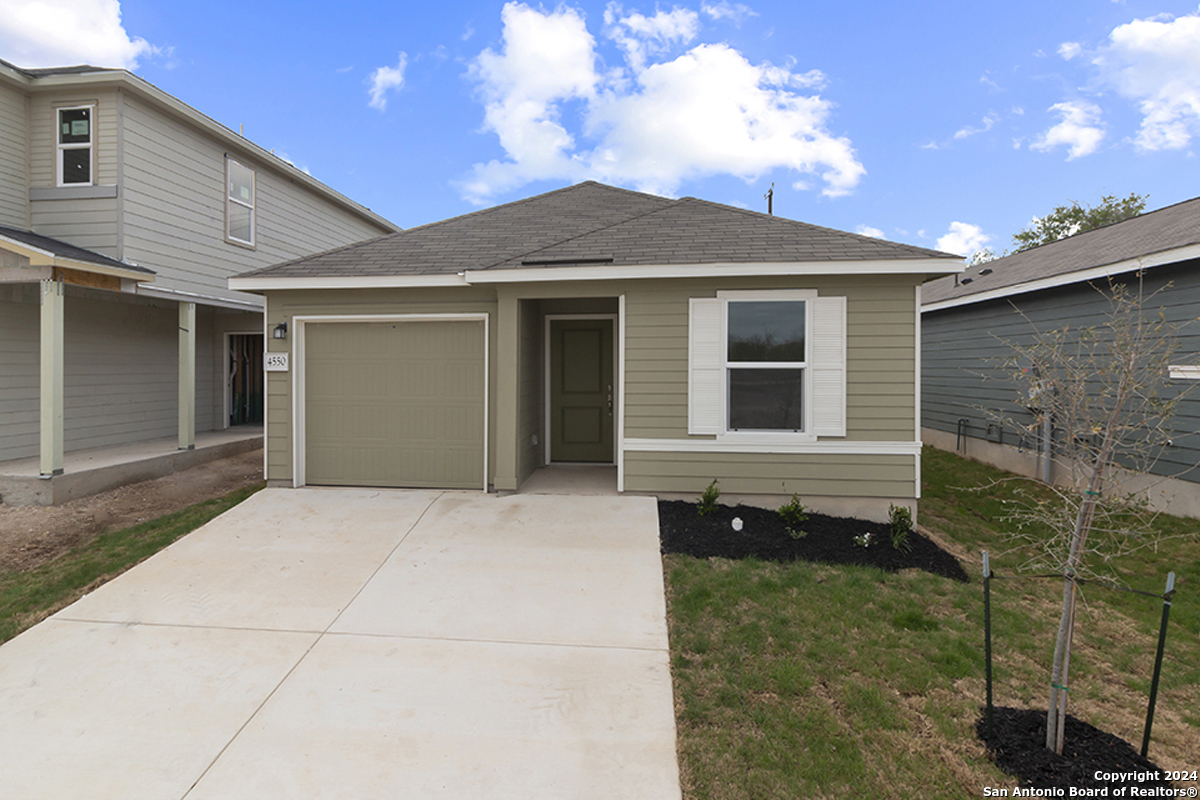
226;157;255;246
726;300;806;431
57;105;94;186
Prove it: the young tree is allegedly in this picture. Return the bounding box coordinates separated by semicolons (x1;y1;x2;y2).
1011;193;1147;253
994;276;1191;754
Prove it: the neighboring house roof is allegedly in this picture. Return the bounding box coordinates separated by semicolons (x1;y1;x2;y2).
0;224;154;281
231;182;960;289
923;195;1200;312
0;58;398;235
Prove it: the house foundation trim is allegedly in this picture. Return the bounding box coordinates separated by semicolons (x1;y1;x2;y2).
621;438;922;456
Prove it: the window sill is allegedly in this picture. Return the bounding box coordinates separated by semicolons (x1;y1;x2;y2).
224;236;257;251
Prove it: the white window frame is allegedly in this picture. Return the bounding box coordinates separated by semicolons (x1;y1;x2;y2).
717;289;817;443
225;157;256;247
56;104;95;187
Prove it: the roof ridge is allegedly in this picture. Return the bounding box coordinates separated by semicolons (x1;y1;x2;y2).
674;196;959;259
397;180;655;239
476;187;677;269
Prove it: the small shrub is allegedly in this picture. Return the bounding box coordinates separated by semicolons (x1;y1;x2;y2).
696;479;720;516
853;531;875;548
889;503;914;553
778;493;809;539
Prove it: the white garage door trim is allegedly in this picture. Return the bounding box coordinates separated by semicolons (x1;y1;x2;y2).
292;313;490;491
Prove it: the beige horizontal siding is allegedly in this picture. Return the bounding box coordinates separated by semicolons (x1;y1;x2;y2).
29;197;119;256
0;294;39;460
623;275;919;441
0;83;28;229
623;451;916;498
120;95;393;304
29;88;119;188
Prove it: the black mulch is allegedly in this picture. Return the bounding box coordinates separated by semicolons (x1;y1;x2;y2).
657;500;970;582
977;707;1174;792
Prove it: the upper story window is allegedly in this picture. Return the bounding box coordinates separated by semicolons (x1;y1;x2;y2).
226;157;255;247
57;105;94;186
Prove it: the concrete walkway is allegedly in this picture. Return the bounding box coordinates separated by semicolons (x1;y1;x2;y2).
0;488;680;799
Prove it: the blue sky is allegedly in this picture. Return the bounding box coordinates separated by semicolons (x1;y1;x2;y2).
4;0;1200;257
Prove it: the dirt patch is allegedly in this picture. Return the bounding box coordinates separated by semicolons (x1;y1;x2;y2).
657;499;970;582
0;450;265;572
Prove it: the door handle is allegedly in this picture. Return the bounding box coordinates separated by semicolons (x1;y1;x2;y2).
607;384;613;415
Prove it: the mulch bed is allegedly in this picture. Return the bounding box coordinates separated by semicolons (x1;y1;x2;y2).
657;500;969;582
977;707;1174;792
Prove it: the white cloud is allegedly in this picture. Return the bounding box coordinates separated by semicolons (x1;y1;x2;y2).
1031;100;1105;159
463;2;864;203
368;53;408;111
1058;41;1082;60
701;1;757;24
0;0;156;69
1094;10;1200;150
954;111;1000;140
937;222;991;257
604;3;700;72
856;225;885;239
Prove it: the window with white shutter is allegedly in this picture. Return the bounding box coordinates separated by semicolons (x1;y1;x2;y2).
688;290;846;439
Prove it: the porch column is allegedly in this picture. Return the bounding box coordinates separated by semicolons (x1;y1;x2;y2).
39;279;65;476
493;292;520;491
178;301;195;450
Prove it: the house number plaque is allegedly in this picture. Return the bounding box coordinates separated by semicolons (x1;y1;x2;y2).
264;352;289;372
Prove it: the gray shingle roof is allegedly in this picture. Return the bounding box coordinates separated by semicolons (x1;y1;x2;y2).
0;224;154;275
923;195;1200;306
236;181;957;280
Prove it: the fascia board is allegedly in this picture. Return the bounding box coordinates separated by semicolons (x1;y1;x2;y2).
922;242;1200;313
230;258;964;291
228;274;469;291
465;259;964;284
0;234;153;282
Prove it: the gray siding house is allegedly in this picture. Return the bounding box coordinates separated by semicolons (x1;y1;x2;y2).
922;196;1200;518
231;182;961;522
0;59;397;495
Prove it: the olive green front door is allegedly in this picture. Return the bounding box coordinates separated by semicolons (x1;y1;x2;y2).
550;319;614;463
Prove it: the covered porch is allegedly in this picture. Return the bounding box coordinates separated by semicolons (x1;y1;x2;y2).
0;426;263;507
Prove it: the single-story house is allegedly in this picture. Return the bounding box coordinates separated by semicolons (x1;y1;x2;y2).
922;195;1200;518
230;181;962;522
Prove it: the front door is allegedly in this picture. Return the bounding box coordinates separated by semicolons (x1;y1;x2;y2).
550;319;614;463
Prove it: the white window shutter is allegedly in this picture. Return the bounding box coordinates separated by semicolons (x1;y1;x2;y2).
688;298;723;435
810;296;847;437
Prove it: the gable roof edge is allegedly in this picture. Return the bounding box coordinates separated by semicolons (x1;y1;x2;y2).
921;240;1200;313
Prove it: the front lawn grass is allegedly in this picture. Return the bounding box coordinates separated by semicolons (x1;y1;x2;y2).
665;447;1200;799
0;484;262;645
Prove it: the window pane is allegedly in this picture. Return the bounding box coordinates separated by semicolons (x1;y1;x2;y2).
59;108;90;144
728;301;805;362
61;148;90;184
228;160;254;204
728;368;803;430
228;202;253;243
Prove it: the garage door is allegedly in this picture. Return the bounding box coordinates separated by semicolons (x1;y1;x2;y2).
304;319;486;489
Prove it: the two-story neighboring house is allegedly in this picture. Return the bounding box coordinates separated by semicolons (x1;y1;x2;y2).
0;59;397;502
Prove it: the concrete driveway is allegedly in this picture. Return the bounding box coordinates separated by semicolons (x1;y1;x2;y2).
0;489;681;799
